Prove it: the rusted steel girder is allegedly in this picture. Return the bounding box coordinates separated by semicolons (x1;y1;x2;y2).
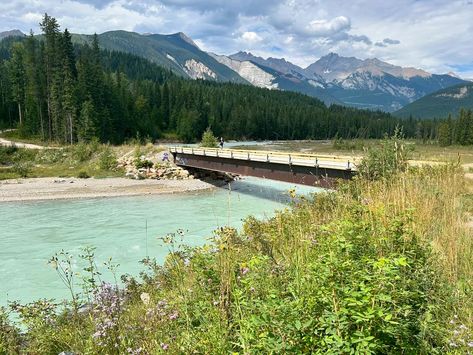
171;152;354;187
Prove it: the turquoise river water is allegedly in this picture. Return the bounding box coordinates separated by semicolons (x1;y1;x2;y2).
0;177;320;306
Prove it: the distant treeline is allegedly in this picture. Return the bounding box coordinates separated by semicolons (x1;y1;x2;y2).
437;109;473;146
0;14;441;143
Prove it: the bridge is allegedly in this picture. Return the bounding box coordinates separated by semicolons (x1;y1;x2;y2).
170;147;357;187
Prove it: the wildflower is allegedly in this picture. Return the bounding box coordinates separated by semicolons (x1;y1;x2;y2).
459;324;468;330
161;343;169;350
467;342;473;348
449;342;458;348
140;292;150;306
241;267;250;275
169;311;179;320
183;258;190;266
213;300;219;306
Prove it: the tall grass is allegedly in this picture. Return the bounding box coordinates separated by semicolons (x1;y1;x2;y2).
1;143;472;353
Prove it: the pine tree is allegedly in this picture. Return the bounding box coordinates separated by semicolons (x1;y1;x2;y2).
78;100;96;142
9;43;26;127
39;13;61;140
438;121;452;147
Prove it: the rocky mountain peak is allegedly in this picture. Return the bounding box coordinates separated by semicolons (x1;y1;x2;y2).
0;29;25;40
175;32;199;48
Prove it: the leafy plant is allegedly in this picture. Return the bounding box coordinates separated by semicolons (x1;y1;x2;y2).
98;146;117;170
73;142;93;162
200;127;218;148
77;170;90;179
357;128;410;180
135;158;153;169
0;145;17;165
12;161;32;177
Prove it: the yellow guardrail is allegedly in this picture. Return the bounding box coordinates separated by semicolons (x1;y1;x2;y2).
170;147;358;170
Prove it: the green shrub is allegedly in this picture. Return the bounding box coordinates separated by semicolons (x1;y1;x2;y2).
0;307;22;354
73;142;93;162
98;146;117;170
35;149;65;164
77;171;90;179
134;158;153;169
12;161;32;177
357;128;410;180
200;127;218;148
0;146;18;165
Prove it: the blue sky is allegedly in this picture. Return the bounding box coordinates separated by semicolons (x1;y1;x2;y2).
1;0;473;77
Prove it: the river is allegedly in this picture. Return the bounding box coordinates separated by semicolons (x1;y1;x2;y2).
0;177;321;306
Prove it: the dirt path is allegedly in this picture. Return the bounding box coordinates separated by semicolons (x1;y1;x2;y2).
0;129;48;150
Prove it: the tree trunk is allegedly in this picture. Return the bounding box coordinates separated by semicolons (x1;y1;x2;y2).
69;112;73;144
38;103;45;140
18;102;23;126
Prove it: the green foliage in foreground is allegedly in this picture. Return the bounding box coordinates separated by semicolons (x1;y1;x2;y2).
1;165;472;354
357;128;410;180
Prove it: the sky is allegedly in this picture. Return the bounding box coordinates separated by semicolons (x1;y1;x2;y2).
1;0;473;78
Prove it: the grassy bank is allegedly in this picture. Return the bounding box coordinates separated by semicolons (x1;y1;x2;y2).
1;140;472;354
234;139;473;166
0;143;121;180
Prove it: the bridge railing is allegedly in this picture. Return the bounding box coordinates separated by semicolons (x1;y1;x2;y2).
170;146;357;171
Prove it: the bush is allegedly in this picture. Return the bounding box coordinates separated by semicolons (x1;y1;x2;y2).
357;128;409;180
98;146;117;170
12;161;32;177
0;146;18;165
73;142;93;162
200;127;218;148
77;171;90;179
134;158;153;169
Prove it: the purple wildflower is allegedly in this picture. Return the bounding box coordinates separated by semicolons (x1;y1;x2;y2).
241;267;250;275
169;311;179;320
161;343;169;350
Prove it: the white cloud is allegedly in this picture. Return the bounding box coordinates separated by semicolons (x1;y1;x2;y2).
240;31;263;44
0;0;472;77
306;16;350;37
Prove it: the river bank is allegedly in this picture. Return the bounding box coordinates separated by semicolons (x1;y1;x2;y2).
0;177;217;202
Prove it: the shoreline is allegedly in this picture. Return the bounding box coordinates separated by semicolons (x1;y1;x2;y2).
0;177;219;203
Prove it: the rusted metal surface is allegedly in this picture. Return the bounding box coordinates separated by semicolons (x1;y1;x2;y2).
171;152;355;187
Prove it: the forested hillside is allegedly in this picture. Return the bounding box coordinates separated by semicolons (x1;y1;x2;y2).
395;82;473;119
0;14;437;144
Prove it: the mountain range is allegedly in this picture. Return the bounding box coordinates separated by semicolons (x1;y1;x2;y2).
0;29;468;114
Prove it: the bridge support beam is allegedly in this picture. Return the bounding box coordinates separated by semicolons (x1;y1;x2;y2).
172;152;354;187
